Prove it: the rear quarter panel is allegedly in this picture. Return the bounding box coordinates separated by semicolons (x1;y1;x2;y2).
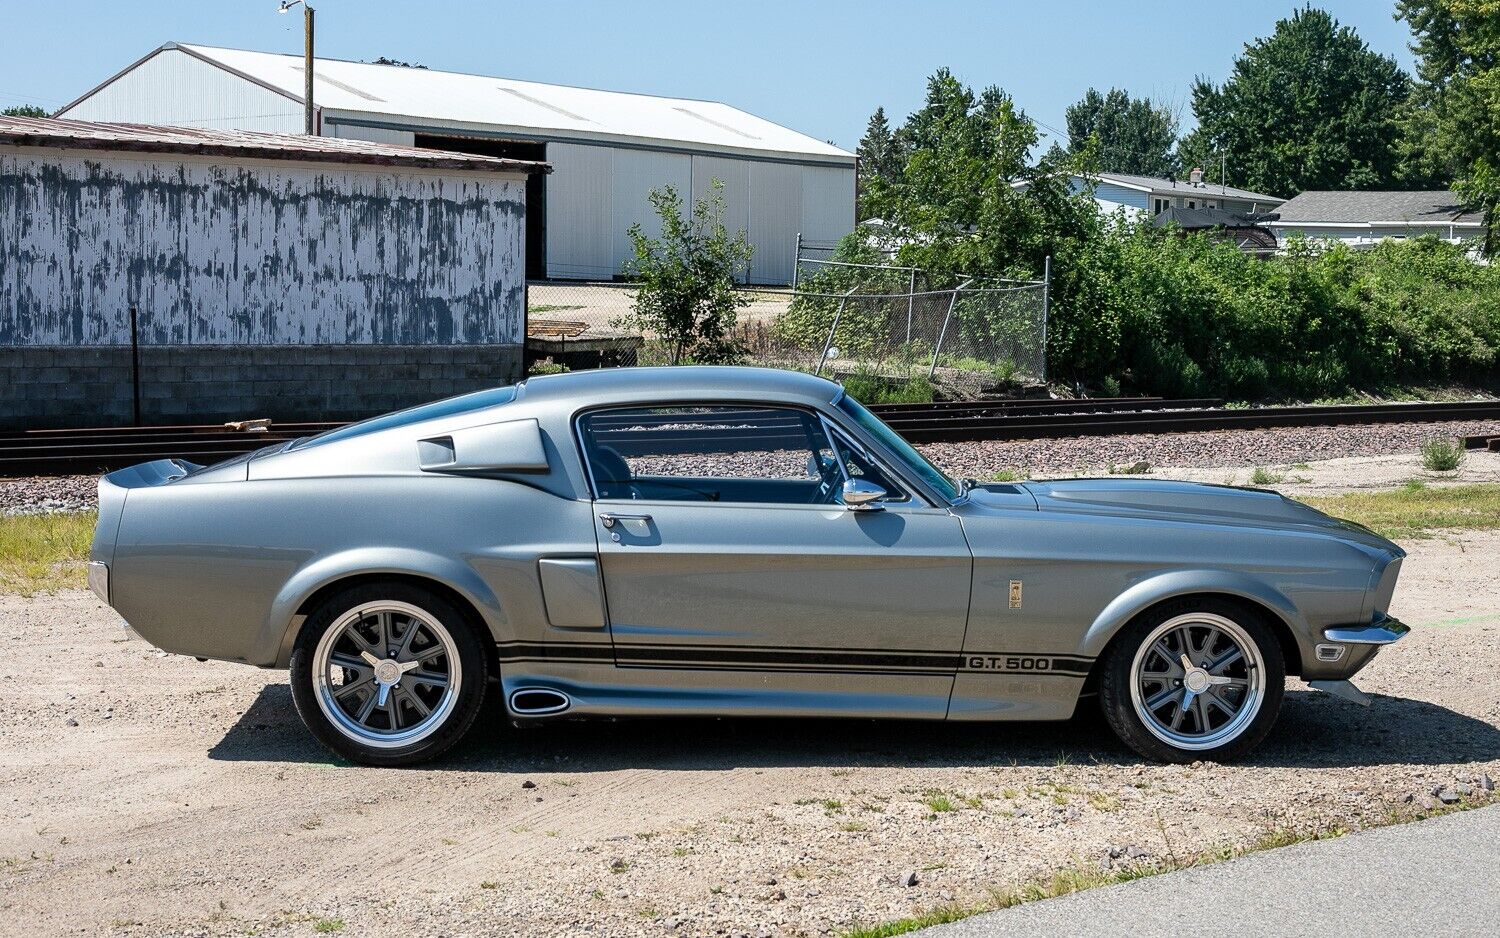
110;472;595;666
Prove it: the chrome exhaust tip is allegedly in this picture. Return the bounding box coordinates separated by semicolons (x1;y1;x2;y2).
508;687;571;716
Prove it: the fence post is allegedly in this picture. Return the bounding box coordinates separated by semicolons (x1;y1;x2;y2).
129;304;141;425
792;232;802;290
905;268;916;343
927;279;971;381
816;287;856;377
1040;254;1051;384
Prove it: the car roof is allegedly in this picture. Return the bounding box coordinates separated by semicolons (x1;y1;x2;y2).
516;366;843;409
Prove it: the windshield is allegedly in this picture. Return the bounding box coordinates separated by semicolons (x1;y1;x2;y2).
288;386;517;450
836;394;959;502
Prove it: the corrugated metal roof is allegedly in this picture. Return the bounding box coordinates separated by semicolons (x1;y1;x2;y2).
130;43;852;163
1094;171;1284;204
1273;190;1483;225
0;115;548;174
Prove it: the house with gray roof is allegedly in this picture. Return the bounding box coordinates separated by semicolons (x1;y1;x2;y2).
1267;191;1483;247
1015;169;1284;219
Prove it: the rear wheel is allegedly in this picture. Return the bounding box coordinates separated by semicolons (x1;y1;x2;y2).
290;582;489;767
1099;598;1284;762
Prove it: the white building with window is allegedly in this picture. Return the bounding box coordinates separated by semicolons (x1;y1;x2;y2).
1022;170;1284;220
55;42;856;285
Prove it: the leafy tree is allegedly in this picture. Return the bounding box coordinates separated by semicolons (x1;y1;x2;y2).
856;106;902;216
623;181;753;364
1397;0;1500;254
1;105;48;118
1064;88;1179;177
1185;6;1412;197
861;69;1097;287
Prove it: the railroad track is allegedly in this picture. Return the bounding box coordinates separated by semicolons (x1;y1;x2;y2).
2;398;1499;477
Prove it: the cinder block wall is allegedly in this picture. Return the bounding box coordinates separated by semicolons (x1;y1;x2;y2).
0;345;521;429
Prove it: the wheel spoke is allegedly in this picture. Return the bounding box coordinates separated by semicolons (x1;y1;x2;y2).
408;670;449;689
355;690;379;723
334;675;373;701
413;644;447;664
1192;693;1210;731
1208;648;1243;674
1204;692;1237;717
1144;686;1180;711
1149;640;1178;672
374;611;392;654
385;695;402;731
399;685;431;718
329;652;370;673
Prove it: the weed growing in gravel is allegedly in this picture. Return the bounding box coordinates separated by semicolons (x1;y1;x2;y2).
990;469;1026;482
1108;461;1152;475
1420;438;1465;473
922;792;957;813
312;920;344;934
1301;483;1500;539
1249;467;1285;485
0;510;95;595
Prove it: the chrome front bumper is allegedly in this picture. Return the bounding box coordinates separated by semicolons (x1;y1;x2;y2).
1323;613;1410;645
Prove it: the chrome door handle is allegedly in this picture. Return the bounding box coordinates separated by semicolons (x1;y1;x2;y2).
599;512;652;529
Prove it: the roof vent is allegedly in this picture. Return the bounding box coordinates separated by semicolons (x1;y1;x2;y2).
1189;167;1204;186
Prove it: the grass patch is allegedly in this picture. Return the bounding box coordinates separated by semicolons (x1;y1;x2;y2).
841;792;1494;938
841;374;936;405
1300;483;1500;539
0;510;96;596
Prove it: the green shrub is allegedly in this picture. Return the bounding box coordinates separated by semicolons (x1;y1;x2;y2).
1419;438;1465;473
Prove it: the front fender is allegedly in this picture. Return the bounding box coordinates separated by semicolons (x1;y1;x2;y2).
1079;568;1307;659
255;547;507;667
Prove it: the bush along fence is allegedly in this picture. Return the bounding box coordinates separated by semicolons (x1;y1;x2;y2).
524;259;1049;403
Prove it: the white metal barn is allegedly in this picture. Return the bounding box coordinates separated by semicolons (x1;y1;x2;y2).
57;43;857;285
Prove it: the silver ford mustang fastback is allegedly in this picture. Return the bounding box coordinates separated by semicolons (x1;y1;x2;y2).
88;366;1408;766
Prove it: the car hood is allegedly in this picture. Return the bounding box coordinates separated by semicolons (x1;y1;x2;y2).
1015;478;1402;555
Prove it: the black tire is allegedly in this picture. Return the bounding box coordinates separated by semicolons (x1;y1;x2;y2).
290;581;490;767
1098;597;1284;763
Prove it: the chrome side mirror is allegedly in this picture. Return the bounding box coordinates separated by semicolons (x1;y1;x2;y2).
840;478;887;510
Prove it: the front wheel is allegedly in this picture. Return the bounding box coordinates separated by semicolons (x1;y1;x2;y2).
289;582;490;767
1098;599;1284;762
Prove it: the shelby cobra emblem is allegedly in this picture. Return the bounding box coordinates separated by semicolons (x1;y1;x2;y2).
88;367;1408;766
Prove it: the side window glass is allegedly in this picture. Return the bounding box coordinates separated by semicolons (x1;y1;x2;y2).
579;406;842;505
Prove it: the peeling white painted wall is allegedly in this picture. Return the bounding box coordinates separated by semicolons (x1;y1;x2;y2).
0;147;527;346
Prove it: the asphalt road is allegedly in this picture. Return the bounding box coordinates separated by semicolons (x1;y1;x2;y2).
919;804;1500;937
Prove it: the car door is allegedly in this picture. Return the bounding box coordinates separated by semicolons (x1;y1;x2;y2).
576;402;972;718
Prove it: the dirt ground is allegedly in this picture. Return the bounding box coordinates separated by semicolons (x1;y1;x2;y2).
1;495;1498;936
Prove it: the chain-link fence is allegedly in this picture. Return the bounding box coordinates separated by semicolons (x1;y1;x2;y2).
525;257;1049;397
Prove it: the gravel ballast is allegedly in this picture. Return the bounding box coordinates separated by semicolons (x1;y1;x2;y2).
3;418;1497;515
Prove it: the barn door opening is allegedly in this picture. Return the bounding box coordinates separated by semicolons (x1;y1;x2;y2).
414;134;548;279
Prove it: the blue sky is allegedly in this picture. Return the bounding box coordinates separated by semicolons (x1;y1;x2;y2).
3;1;1419;152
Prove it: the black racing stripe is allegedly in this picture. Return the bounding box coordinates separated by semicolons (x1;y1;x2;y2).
493;641;1092;675
617;646;960;669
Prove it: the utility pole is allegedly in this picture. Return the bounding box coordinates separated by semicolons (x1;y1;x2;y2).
278;1;316;135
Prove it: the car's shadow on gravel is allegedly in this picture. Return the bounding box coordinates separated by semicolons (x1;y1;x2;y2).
208;684;1500;770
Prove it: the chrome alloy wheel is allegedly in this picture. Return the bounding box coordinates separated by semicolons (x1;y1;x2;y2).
311;600;461;749
1128;612;1266;751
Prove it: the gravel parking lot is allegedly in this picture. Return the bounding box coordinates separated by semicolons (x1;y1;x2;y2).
0;492;1496;936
